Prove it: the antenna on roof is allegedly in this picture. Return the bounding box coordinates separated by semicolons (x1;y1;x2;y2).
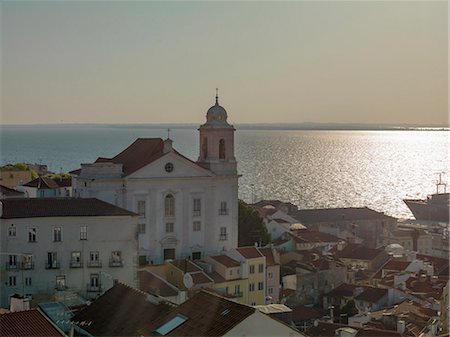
167;128;171;140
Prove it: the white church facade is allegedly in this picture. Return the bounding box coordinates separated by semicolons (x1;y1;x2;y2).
72;94;239;264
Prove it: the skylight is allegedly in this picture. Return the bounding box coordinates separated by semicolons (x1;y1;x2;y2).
154;314;188;336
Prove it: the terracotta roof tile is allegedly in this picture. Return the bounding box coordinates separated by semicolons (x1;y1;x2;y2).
72;283;173;336
289;230;341;243
0;185;24;197
355;287;388;303
0;309;64;337
0;198;137;218
190;271;214;285
170;260;202;273
148;290;255;336
337;244;384;261
236;247;264;259
258;247;276;266
209;255;240;268
23;177;59;189
138;270;178;298
382;259;411;271
294;207;395;223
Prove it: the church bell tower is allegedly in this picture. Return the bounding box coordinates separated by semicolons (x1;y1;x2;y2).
197;90;237;175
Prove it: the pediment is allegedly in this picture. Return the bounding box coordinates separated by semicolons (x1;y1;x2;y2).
127;151;215;179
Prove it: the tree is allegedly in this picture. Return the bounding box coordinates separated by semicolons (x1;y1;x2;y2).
238;200;271;247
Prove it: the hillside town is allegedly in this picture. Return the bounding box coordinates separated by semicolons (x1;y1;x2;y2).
0;97;449;337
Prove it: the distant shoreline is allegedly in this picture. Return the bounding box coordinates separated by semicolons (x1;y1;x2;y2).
0;123;448;131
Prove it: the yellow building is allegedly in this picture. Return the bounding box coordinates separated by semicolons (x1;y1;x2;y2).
205;255;248;305
229;247;266;306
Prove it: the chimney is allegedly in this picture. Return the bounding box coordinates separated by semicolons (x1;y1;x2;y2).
397;320;406;334
9;294;30;312
163;138;173;153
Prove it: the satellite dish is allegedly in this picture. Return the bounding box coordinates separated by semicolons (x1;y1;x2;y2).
183;273;194;289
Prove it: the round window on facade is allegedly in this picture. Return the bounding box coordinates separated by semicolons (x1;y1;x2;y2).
165;162;174;173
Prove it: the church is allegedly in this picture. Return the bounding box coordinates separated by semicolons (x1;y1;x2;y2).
72;93;239;264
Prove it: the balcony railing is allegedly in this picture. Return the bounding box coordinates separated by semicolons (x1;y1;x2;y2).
219;234;228;241
5;262;35;270
109;259;123;267
69;260;84;268
218;209;229;215
86;283;103;292
45;262;60;269
87;260;102;268
233;291;243;297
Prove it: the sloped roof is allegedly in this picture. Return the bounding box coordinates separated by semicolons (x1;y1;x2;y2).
306;322;402;337
148;290;255;336
236;247;264;259
289;230;341;243
258;247;277;266
23;177;59;189
0;185;24;196
294;207;395;223
170;260;203;273
138;270;178;298
0;198;137;218
355;287;388;303
72;283;174;336
337;244;384;261
0;308;64;337
209;255;240;268
325;283;362;298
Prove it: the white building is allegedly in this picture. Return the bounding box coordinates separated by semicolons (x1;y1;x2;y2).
0;198;138;307
72;94;239;264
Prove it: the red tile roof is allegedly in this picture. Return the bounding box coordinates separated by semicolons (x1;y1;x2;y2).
0;309;64;337
138;270;178;297
355;287;388;303
382;259;411;271
294;207;395;223
291;306;323;322
0;198;137;218
190;271;214;285
72;283;174;336
148;290;255;336
337;244;384;261
325;283;362;298
23;177;59;189
289;230;341;243
306;322;402;337
170;260;202;273
236;247;264;259
0;185;24;197
209;255;240;268
258;247;277;266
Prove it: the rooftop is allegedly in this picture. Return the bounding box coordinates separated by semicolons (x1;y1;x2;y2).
289;230;342;243
138;270;179;298
23;177;60;189
0;308;65;337
258;247;278;266
148;290;255;336
355;287;388;303
0;185;24;197
0;198;137;218
208;255;241;268
236;246;264;259
72;283;174;336
337;243;385;261
294;207;395;223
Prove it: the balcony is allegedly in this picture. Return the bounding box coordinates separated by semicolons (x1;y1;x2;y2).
86;284;103;292
69;260;84;268
109;259;123;267
45;262;60;269
87;260;102;268
218;209;229;216
21;262;35;270
219;234;228;241
5;263;19;271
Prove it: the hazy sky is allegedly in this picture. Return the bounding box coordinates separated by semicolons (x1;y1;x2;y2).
1;1;448;125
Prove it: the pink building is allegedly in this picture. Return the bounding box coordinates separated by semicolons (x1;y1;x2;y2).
258;247;281;303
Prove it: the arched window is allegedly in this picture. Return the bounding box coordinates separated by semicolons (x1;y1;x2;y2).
219;139;225;160
165;194;175;217
202;137;208;159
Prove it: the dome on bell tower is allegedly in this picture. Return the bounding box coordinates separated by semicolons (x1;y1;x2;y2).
204;89;231;126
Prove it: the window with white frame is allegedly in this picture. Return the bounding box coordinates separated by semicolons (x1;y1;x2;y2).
56;275;66;290
268;271;274;279
25;277;32;286
165;222;174;233
268;287;273;295
111;251;122;266
193;221;201;232
249;283;255;292
249;265;255;274
8;255;17;268
234;284;241;295
137;200;146;218
53;227;62;242
90;274;100;288
9;276;16;287
28;228;36;242
193;198;201;216
71;251;81;267
22;255;33;269
165;194;175;217
80;226;88;240
219;227;227;240
90;251;99;262
8;225;16;237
